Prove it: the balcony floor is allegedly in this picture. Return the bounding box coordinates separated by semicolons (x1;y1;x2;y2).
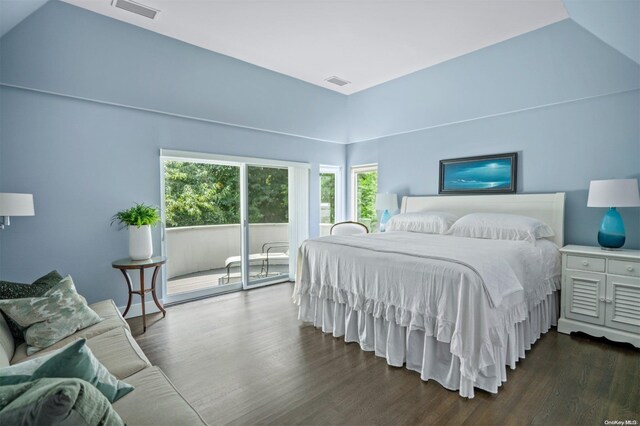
167;264;289;295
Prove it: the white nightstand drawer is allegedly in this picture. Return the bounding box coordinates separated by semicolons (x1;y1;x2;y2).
567;255;605;273
609;259;640;278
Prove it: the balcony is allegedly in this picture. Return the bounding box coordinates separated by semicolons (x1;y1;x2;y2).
166;223;332;295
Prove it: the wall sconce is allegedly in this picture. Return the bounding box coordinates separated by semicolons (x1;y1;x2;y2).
0;193;35;229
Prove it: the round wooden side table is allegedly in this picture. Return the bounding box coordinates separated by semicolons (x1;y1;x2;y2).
112;256;167;333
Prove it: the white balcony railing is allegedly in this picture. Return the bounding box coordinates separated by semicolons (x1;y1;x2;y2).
166;223;334;279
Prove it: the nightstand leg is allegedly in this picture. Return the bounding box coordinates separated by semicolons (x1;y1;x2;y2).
120;270;134;317
151;265;166;317
140;268;146;333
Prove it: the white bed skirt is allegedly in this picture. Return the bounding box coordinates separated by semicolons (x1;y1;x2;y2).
298;291;559;398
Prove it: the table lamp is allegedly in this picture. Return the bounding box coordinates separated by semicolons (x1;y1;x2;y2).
376;193;398;232
0;193;35;230
587;179;640;249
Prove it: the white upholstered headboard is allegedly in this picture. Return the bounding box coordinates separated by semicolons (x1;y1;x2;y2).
401;193;566;247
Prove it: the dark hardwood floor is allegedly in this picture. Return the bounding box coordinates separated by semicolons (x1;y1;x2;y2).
128;283;640;426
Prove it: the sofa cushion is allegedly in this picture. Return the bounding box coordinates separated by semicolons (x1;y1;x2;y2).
0;339;134;403
11;311;128;365
85;327;151;380
0;314;14;368
113;367;207;426
89;300;129;329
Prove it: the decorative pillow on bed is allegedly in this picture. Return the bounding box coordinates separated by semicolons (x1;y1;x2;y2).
0;339;133;403
0;276;102;355
447;213;554;243
385;211;458;234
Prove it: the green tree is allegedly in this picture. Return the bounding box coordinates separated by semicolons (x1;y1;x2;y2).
164;161;240;227
357;171;378;231
248;166;288;223
320;173;335;223
164;161;289;228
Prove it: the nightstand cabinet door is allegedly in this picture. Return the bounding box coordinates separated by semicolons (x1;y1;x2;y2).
605;275;640;334
564;271;606;325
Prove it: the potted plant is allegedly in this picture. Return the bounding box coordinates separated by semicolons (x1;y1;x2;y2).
111;203;161;260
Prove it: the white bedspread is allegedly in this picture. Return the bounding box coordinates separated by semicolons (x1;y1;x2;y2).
293;232;560;382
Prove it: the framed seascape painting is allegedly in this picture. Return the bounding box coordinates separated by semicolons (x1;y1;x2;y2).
439;152;518;194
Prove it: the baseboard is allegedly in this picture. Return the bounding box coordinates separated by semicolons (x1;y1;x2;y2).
557;317;639;348
118;301;161;319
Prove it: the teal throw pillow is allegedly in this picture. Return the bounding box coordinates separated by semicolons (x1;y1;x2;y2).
0;276;102;355
0;338;134;403
0;378;125;426
0;270;63;340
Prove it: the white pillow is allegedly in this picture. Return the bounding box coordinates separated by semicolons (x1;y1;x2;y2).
447;213;555;243
386;211;459;234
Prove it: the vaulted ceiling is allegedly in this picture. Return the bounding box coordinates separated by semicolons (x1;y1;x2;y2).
2;1;638;96
58;0;569;94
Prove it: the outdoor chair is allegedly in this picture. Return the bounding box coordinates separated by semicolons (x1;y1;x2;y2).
224;241;289;283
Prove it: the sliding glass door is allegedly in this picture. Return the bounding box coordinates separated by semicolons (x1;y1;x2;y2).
162;159;243;300
320;165;342;236
245;165;290;287
160;150;308;303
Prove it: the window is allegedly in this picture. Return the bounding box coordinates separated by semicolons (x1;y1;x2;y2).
319;165;342;236
351;164;378;232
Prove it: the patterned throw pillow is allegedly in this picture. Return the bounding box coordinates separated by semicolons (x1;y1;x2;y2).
0;271;63;340
0;339;133;403
0;276;102;355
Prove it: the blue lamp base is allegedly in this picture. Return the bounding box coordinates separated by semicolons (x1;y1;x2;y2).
379;209;391;232
597;207;626;250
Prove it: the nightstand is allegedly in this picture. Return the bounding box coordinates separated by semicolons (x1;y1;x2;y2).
112;256;167;333
558;245;640;348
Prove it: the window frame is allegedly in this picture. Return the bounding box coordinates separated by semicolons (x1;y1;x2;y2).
319;165;343;234
350;163;378;224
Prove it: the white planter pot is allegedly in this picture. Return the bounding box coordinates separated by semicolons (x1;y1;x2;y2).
129;225;153;260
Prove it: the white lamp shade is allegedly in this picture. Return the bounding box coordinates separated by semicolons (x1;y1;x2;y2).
0;193;35;216
587;179;640;208
376;193;398;211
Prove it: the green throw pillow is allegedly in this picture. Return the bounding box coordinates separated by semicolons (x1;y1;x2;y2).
0;276;103;355
0;378;125;426
0;338;134;403
0;270;63;340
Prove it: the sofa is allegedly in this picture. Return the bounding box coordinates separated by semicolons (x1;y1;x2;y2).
0;299;207;425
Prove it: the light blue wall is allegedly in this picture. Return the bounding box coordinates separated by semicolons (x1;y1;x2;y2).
1;0;639;307
347;19;640;143
348;90;640;248
0;87;344;304
564;0;640;65
0;1;346;304
347;19;640;249
0;0;48;38
0;1;348;143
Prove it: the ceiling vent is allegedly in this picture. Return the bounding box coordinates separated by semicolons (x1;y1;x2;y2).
325;76;350;87
112;0;159;19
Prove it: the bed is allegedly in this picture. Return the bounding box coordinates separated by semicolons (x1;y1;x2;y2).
293;193;565;398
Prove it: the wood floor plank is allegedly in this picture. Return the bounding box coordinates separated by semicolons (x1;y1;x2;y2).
128;283;640;425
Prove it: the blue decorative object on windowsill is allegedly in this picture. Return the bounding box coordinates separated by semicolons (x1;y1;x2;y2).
376;193;398;233
587;179;640;250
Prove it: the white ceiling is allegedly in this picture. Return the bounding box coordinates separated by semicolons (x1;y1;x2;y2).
61;0;569;95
